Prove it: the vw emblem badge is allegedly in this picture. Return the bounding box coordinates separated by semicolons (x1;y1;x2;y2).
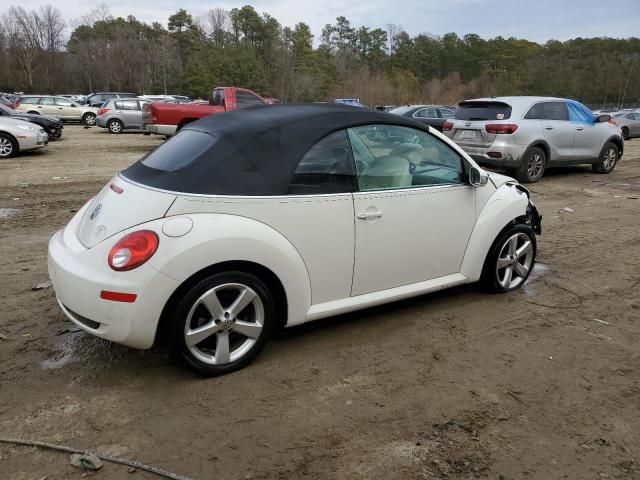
89;203;102;220
465;121;471;127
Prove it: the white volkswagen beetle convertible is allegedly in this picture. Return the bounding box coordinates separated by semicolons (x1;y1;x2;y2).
48;104;542;376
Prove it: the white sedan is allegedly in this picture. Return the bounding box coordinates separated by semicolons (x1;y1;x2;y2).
48;104;542;376
0;117;48;158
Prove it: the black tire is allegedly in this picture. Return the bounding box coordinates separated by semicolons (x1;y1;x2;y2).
621;127;629;141
515;146;546;183
169;271;275;377
592;141;618;174
82;112;96;126
0;133;18;158
480;224;537;293
27;110;39;115
107;119;123;134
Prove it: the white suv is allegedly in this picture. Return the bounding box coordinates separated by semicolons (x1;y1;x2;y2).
443;96;624;182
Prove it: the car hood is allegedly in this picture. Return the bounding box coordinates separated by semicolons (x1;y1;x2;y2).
487;171;516;189
11;113;61;124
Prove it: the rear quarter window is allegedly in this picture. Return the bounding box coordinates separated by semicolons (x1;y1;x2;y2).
453;102;512;121
141;130;218;172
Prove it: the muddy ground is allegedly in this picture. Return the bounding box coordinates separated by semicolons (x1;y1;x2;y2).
0;125;639;480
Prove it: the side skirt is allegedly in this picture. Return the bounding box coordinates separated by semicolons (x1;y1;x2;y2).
304;273;467;323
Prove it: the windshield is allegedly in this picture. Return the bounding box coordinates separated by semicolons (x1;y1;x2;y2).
453;101;512;121
389;106;415;116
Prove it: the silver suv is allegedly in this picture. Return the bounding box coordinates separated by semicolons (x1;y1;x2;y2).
96;98;148;133
443;96;624;182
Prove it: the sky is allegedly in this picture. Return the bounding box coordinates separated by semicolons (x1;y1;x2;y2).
7;0;640;43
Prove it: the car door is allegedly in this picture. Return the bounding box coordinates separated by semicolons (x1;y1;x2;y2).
541;101;576;161
38;97;57;116
568;100;602;159
119;100;142;129
54;97;76;120
630;113;640;136
348;124;476;296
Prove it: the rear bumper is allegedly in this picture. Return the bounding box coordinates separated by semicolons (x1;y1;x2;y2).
461;143;528;170
146;124;176;136
96;116;107;128
47;225;179;349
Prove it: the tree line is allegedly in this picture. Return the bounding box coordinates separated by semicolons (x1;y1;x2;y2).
1;4;639;108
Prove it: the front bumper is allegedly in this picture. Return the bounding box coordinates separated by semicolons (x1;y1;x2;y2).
19;131;48;150
47;222;179;349
146;124;177;136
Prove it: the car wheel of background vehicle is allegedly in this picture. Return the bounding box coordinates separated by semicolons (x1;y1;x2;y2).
170;271;275;377
480;224;536;293
0;133;18;158
592;141;618;174
515;146;546;183
27;111;39;115
621;127;629;141
82;113;96;126
108;119;123;134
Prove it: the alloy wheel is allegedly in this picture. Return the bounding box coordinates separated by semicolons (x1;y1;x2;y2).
184;283;264;366
0;138;13;157
84;114;96;125
527;152;544;179
109;121;122;133
495;232;534;289
603;146;617;170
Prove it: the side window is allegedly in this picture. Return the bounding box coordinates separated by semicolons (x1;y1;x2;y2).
288;130;356;195
542;102;569;121
439;108;455;118
348;125;465;191
114;101;123;110
414;107;439;119
524;103;543;120
55;98;73;106
236;91;265;109
121;100;140;110
40;97;55;105
20;97;40;104
211;89;225;106
626;113;635;120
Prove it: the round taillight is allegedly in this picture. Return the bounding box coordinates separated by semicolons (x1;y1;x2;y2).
108;230;159;271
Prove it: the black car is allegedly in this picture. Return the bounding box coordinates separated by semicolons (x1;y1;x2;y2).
0;103;63;139
389;105;456;131
85;92;138;108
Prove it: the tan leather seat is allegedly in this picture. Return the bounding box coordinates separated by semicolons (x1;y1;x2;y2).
359;155;412;190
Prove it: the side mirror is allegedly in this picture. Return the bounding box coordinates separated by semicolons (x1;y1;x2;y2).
596;114;611;123
469;166;489;186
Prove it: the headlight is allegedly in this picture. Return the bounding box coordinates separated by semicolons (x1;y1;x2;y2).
14;124;36;132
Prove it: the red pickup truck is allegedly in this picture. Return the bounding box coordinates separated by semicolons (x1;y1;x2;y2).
143;87;268;136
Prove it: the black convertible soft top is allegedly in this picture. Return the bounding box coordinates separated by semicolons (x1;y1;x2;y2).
122;103;429;196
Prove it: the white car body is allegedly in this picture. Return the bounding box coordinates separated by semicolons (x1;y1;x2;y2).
0;117;48;157
48;105;541;374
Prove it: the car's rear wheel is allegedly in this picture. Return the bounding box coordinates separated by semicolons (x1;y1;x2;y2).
515;146;546;183
592;141;618;174
27;110;39;115
107;119;123;134
82;113;96;126
621;127;629;140
0;133;18;158
170;271;274;376
481;224;536;293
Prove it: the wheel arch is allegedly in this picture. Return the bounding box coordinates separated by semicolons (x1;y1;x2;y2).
460;184;531;282
0;130;19;154
606;135;623;158
526;140;551;164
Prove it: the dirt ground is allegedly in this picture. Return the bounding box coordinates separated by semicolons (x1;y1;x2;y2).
0;125;639;480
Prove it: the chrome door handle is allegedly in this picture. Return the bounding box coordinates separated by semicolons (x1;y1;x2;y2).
357;211;383;220
544;126;553;130
576;126;584;131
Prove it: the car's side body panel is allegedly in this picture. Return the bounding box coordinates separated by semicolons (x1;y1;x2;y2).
166;193;355;306
146;213;312;328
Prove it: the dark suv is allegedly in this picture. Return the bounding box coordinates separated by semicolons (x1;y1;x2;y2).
85;92;137;108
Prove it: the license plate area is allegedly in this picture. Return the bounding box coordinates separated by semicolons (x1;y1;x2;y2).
459;129;477;140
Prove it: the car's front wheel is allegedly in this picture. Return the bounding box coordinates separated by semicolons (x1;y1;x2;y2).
170;271;274;376
82;113;97;126
515;146;546;183
621;127;629;140
592;141;619;174
107;119;123;134
481;224;537;293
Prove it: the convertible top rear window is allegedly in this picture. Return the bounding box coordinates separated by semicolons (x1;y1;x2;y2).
453;101;512;121
142;130;217;172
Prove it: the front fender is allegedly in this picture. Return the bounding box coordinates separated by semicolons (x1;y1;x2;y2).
460;184;530;282
146;213;312;327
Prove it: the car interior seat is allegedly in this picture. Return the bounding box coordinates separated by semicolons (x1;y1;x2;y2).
359;155;413;190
